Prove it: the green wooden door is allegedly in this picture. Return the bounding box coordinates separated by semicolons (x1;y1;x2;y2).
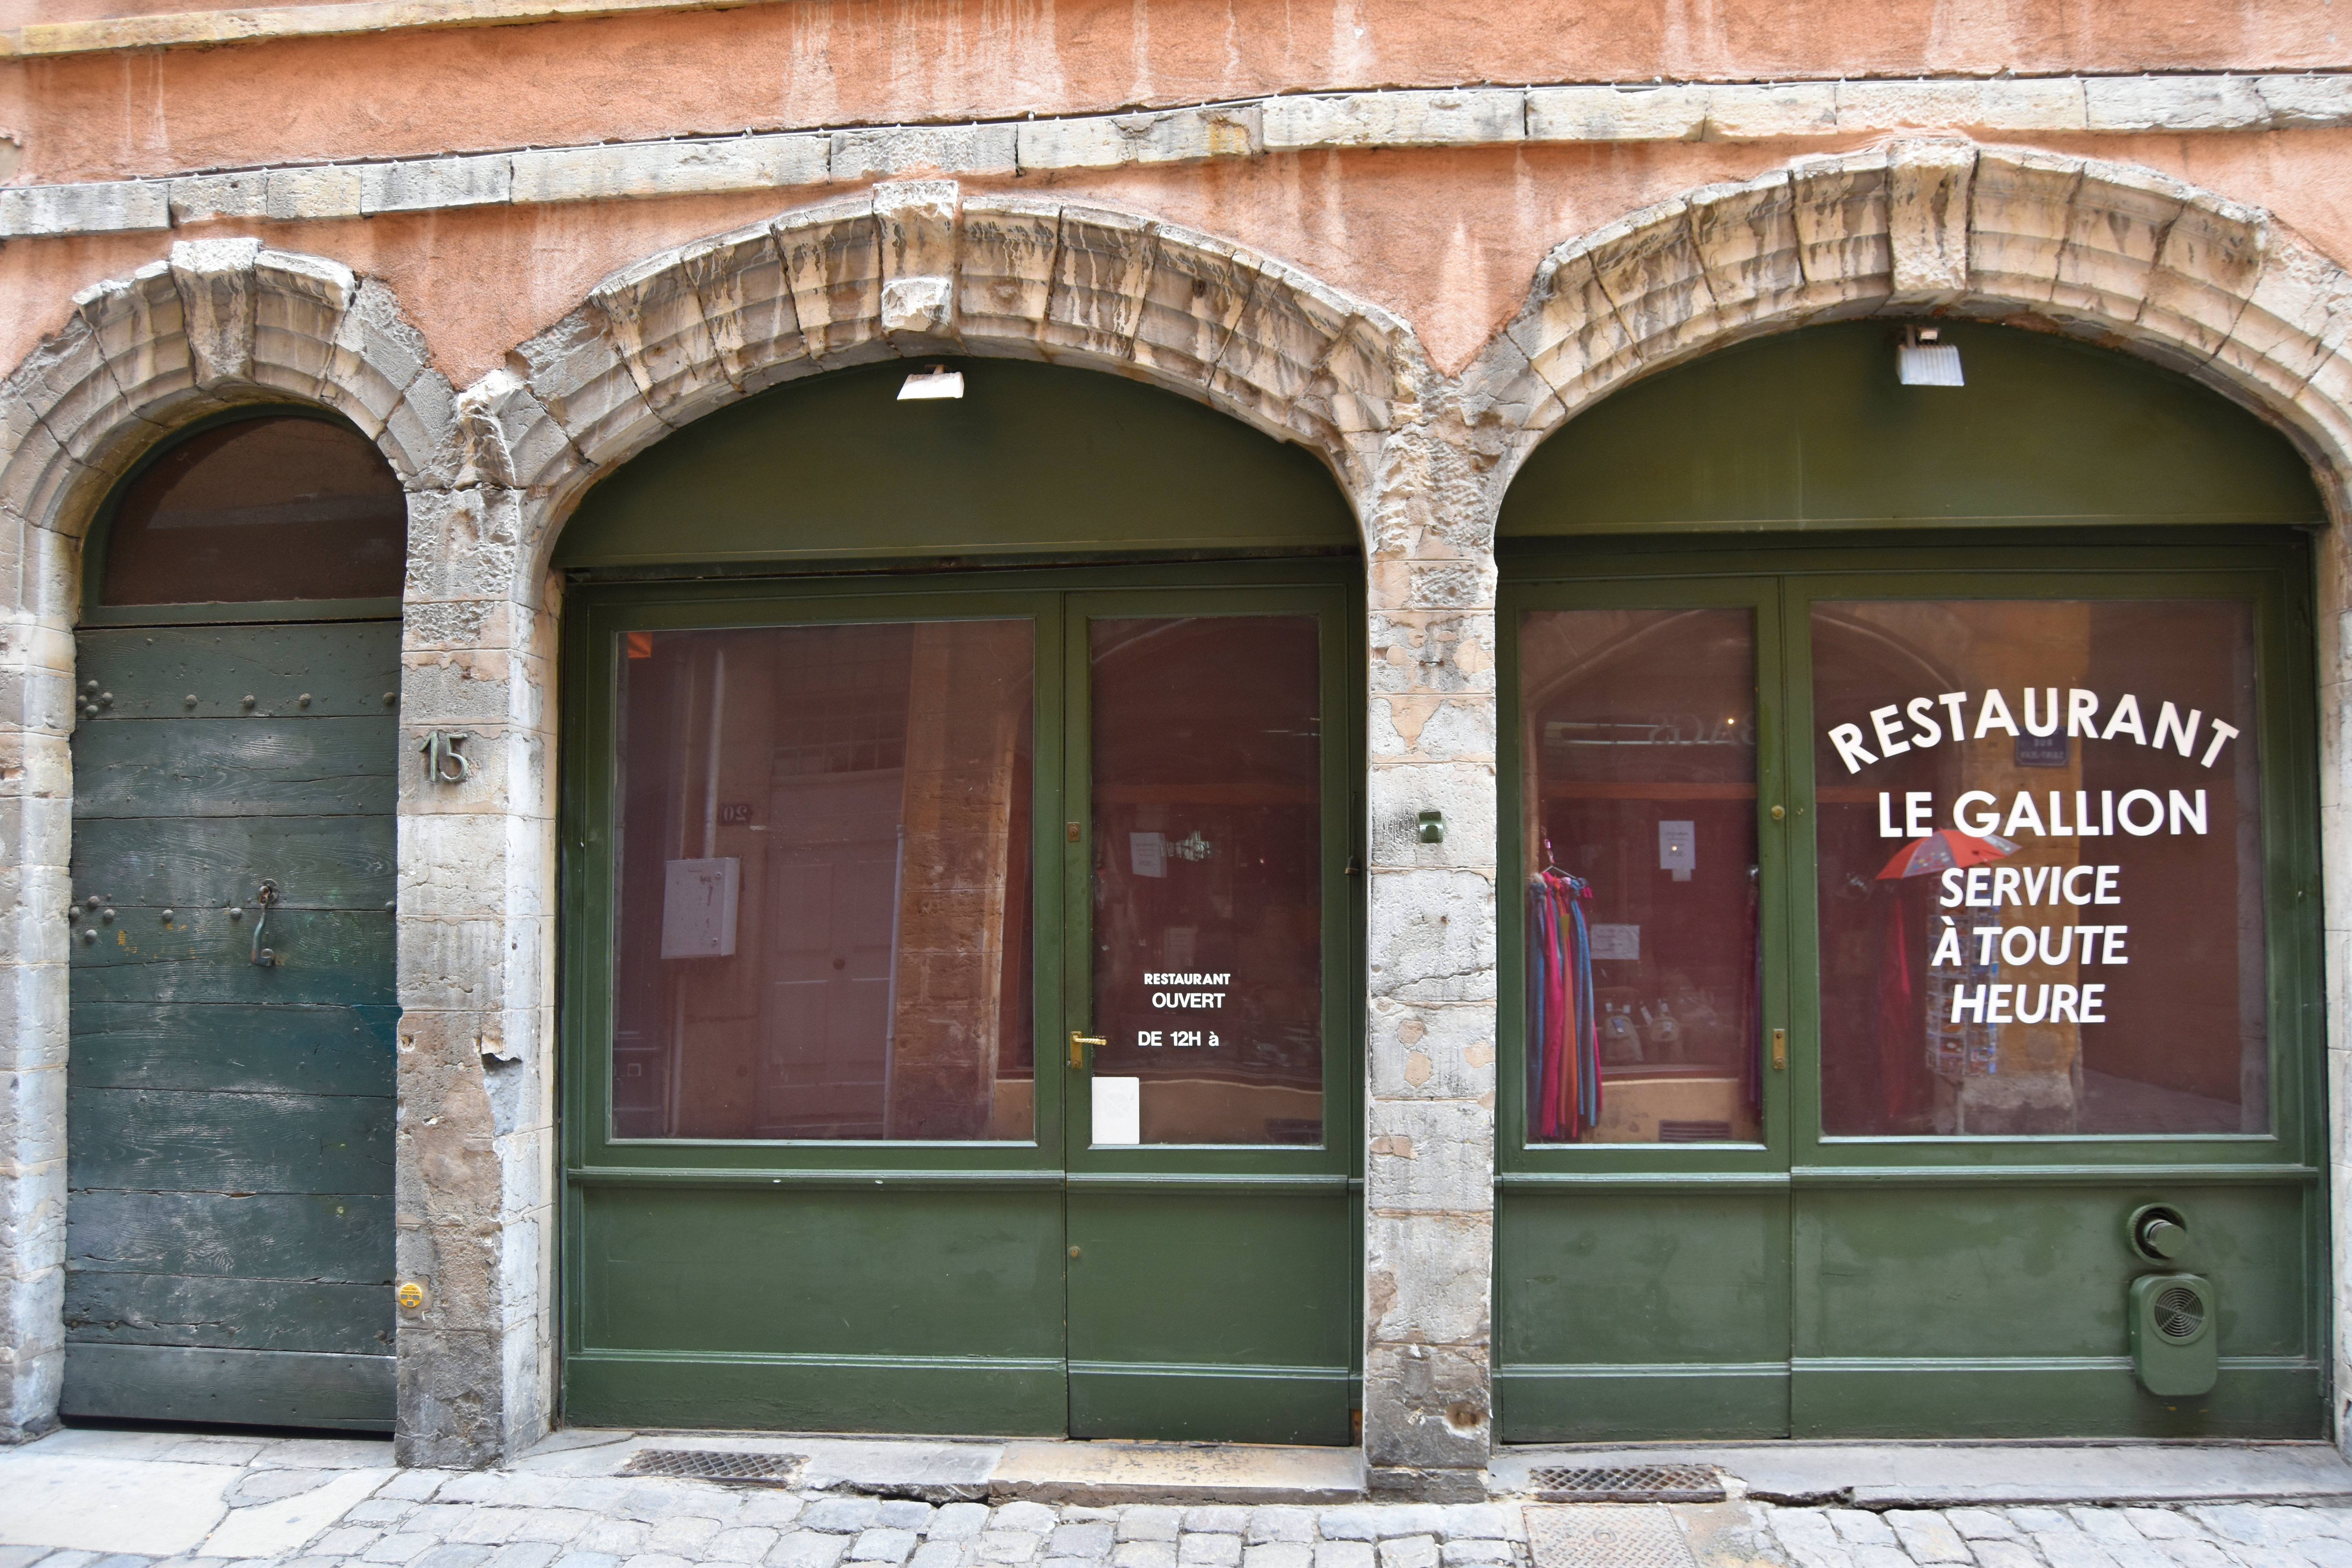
63;621;401;1431
563;565;1360;1440
1497;538;2325;1440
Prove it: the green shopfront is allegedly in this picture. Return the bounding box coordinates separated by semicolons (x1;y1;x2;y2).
555;360;1365;1443
1494;322;2329;1440
548;322;2330;1450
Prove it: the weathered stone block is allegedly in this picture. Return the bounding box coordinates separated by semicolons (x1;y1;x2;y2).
1367;763;1495;872
1966;149;2082;309
386;370;460;491
1368;611;1495;697
509;135;827;205
831;124;1017;180
71;262;193;414
510;309;666;469
250;248;357;403
168;171;271;224
1044;206;1154;363
1707;82;1838;140
774;196;888;369
267;163;370;221
1015;107;1257;171
169;238;263;387
677;224;802;392
957;197;1062;356
1261;91;1524;151
1369;696;1494;762
1361;1341;1490;1471
1786;152;1895;304
1366;869;1495;1004
365;154;514;216
1368;998;1496;1104
1525;84;1706;143
591;249;732;419
0;180;168;238
2084;74;2267;133
2256;74;2352;128
1886;141;1976;304
1367;1100;1493;1214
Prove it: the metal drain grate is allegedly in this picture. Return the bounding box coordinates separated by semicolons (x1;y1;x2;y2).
619;1448;806;1486
1528;1464;1726;1503
1526;1505;1702;1568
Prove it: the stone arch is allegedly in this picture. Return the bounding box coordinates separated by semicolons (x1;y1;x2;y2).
1469;140;2352;515
3;238;452;579
441;180;1423;578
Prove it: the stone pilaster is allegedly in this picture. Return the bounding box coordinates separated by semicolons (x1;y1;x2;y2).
1357;392;1506;1498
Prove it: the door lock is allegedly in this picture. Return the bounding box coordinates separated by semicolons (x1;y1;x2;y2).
1069;1032;1106;1069
1771;1028;1788;1071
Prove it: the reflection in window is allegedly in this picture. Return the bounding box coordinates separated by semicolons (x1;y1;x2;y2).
1813;600;2265;1136
102;416;406;605
1520;609;1761;1144
1089;616;1323;1146
611;620;1034;1141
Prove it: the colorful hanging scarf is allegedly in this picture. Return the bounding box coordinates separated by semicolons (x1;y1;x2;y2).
1528;867;1600;1142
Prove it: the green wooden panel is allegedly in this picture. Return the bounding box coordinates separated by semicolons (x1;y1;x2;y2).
577;1186;1065;1361
71;908;394;1005
74;719;396;819
69;1087;392;1194
1788;1360;2323;1439
565;1351;1063;1436
68;1190;392;1281
1065;1190;1352;1367
61;1342;392;1431
1791;1185;2310;1360
1496;1190;1791;1365
1496;1367;1789;1441
65;1270;393;1356
73;817;394;909
70;1002;396;1096
553;358;1359;568
1500;321;2325;534
1068;1366;1352;1446
75;623;401;718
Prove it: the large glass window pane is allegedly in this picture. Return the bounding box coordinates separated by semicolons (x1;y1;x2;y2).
1520;608;1762;1144
1811;600;2265;1136
1089;616;1323;1145
103;416;407;605
611;620;1034;1140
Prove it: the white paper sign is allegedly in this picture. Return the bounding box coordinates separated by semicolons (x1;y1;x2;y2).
1092;1076;1142;1145
1658;820;1696;881
660;857;740;958
1129;831;1167;878
1589;923;1640;962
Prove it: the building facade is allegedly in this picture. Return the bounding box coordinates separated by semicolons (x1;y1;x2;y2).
2;0;2350;1497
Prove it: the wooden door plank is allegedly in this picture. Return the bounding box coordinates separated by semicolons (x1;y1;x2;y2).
73;718;397;818
74;816;395;909
71;909;395;1005
68;1087;392;1193
61;1343;393;1431
68;1190;392;1281
76;624;401;719
69;1002;396;1096
65;1271;393;1356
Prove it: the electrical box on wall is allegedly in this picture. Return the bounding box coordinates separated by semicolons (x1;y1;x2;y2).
2128;1272;2218;1396
661;857;740;958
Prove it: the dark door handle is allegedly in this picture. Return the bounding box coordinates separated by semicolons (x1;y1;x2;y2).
250;880;279;967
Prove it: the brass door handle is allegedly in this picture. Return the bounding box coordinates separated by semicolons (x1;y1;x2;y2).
1069;1033;1107;1069
1771;1028;1788;1071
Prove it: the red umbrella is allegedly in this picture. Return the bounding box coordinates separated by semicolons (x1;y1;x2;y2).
1877;828;2020;880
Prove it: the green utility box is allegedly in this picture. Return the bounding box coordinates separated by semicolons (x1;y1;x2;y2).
2129;1273;2219;1397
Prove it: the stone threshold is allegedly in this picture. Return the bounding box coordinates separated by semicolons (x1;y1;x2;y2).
512;1430;1371;1505
1493;1441;2352;1508
513;1429;2352;1508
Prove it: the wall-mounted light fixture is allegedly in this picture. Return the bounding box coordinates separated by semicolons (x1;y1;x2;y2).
1897;325;1964;387
898;364;965;400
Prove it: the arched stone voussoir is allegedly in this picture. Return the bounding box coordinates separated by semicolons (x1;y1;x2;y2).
502;180;1428;518
1470;139;2352;507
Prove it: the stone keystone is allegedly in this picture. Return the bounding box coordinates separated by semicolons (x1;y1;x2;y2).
171;236;265;386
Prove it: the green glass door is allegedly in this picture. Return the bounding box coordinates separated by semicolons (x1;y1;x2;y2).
563;566;1359;1440
1498;538;2324;1441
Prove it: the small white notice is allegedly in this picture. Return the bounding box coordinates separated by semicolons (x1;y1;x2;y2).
1589;923;1640;962
661;857;740;958
1092;1076;1142;1145
1130;832;1166;878
1658;820;1696;882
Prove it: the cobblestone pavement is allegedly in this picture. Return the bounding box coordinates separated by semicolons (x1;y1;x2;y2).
9;1434;2352;1568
